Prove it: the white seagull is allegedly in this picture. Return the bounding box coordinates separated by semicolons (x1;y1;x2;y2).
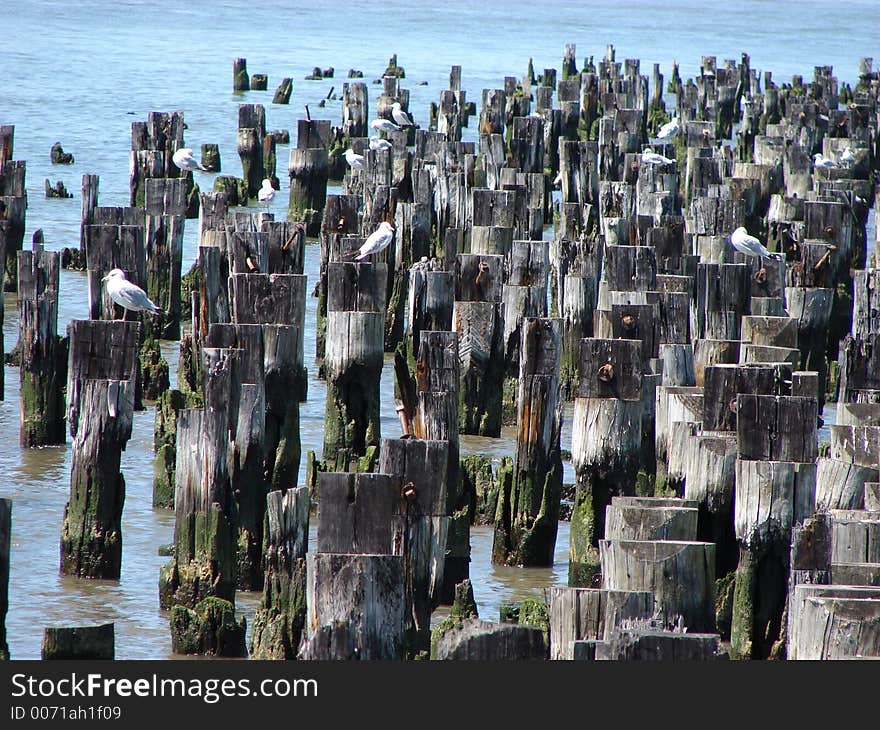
656;118;680;141
730;227;783;261
171;147;207;172
352;221;394;261
344;148;364;170
369;136;393;152
391;102;414;127
641;148;675;165
258;178;275;207
840;147;856;167
813;153;835;169
103;268;162;318
370;118;400;135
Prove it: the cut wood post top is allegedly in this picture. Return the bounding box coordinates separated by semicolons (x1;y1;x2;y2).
454;254;503;302
315;472;401;554
377;437;449;516
326;261;388;313
577;338;643;400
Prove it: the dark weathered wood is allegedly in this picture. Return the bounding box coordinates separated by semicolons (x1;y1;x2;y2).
250;487;310;659
41;624;114;660
18;237;67;445
493;319;563;567
289;119;330;236
815;458;878;512
454;297;504;436
300;553;405;659
379;438;450;647
736;394;817;462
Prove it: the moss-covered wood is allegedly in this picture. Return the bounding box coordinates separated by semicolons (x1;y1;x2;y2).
152;388;201;509
170;597;247;657
250;487;309;659
17;238;67;446
41;624;114;660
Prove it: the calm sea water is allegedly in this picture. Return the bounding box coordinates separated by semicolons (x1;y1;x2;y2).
1;0;874;659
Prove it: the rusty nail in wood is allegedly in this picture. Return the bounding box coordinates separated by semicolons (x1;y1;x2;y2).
824;226;834;236
598;362;615;382
754;268;767;283
729;398;738;413
401;481;417;502
621;313;636;330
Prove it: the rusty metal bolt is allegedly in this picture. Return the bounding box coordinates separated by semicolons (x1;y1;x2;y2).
754;267;767;283
729;398;738;413
621;313;637;330
598;362;615;383
630;160;640;171
401;481;417;503
824;225;834;236
337;216;346;230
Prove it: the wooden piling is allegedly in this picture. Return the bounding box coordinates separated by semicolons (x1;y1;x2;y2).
569;338;643;585
250;487;309;659
289;119;330;237
60;320;140;579
42;624;114;660
493;318;563;566
17;234;67;446
0;498;9;659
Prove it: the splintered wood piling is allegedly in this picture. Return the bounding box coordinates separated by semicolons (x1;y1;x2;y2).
18;233;67;446
60;320;140;579
323;262;386;467
289;119;331;236
159;348;239;612
130;111;185;208
250;487;310;659
569;338;643;585
0;498;9;660
454;254;505;436
0;125;27;291
379;438;450;650
144;178;186;340
493;318;563;566
299;472;405;659
238;103;266;198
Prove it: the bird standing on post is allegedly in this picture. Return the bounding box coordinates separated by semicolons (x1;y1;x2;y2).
370;118;400;136
369;136;392;152
729;227;783;267
171;147;207;173
258;178;275;208
391;102;414;127
344;148;364;170
813;153;835;169
656;118;680;141
350;221;394;261
103;268;163;319
641;147;675;165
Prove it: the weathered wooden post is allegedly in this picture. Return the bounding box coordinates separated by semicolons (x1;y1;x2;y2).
250;487;310;659
299;473;406;659
0;125;27;292
233;58;250;91
323;262;386;468
160;348;240;609
379;438;450;650
42;624;114;660
289;119;330;236
730;392;817;660
454;254;505;436
342;81;369;139
316;194;359;361
569;338;643;585
130;111;185;208
493;318;563;566
18;233;67;446
60;320;140;579
144;177;186;340
0;498;9;659
238;103;266;198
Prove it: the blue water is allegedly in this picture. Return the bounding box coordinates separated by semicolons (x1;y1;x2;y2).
1;0;876;659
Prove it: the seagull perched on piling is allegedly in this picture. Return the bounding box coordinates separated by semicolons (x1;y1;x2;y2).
641;148;675;165
171;147;207;172
730;227;783;261
369;136;392;152
344;148;364;170
656;118;680;141
258;178;275;208
350;221;394;261
391;102;414;127
370;118;400;135
813;153;835;169
103;268;163;318
840;146;856;167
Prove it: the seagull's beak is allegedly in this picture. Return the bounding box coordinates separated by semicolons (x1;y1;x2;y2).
101;274;109;282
